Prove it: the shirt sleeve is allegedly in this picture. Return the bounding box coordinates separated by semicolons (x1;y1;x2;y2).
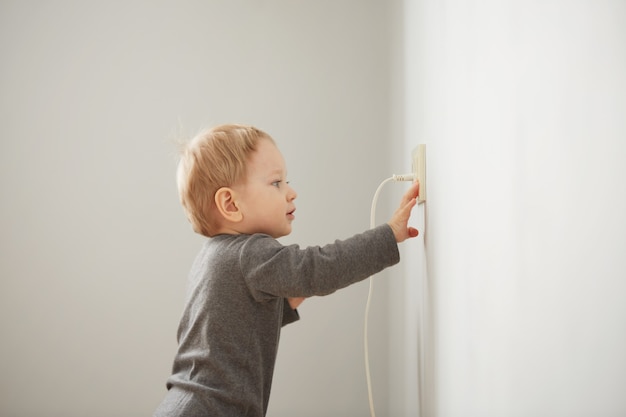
239;224;400;302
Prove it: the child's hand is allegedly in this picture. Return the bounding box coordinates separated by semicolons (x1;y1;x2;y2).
288;297;305;310
387;181;420;243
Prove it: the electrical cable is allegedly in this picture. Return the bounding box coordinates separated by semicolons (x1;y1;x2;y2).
364;174;415;417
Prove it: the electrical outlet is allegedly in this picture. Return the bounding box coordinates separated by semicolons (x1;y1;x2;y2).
411;145;426;203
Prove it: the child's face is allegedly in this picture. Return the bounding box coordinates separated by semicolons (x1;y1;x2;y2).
233;139;297;238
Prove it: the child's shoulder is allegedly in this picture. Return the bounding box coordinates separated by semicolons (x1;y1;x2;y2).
199;233;286;271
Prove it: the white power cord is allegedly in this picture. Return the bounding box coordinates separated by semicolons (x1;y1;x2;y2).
364;174;415;417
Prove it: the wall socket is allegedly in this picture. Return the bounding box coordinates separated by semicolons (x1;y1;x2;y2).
411;145;426;204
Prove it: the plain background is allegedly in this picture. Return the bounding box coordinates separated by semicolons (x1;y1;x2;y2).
2;1;625;417
0;1;404;416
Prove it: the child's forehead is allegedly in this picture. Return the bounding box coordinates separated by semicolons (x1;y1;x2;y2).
250;140;287;172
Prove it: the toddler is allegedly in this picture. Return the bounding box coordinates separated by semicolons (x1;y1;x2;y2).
153;124;419;416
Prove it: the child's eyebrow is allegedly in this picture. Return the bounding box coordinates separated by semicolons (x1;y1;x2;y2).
268;168;286;177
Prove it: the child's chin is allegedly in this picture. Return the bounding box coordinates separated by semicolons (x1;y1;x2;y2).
276;227;292;238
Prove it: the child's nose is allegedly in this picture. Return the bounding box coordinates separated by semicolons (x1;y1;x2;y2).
287;184;297;200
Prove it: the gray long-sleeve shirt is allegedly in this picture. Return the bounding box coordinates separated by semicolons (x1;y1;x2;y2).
154;224;399;417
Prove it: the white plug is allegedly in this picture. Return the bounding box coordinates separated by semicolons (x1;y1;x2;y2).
392;173;415;182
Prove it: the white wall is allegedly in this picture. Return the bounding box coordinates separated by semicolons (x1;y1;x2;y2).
400;0;626;416
0;2;399;416
8;2;621;416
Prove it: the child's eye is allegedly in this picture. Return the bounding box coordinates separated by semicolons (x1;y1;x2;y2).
271;180;289;188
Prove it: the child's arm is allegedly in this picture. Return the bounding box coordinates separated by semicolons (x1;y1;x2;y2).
283;183;419;307
387;181;420;242
283;182;419;309
241;182;419;301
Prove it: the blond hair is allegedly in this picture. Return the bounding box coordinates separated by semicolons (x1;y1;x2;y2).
176;124;274;237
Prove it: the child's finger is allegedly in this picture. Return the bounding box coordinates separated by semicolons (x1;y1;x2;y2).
401;181;420;205
400;197;417;218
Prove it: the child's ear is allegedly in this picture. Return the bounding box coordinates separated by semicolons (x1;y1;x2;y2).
214;187;243;223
